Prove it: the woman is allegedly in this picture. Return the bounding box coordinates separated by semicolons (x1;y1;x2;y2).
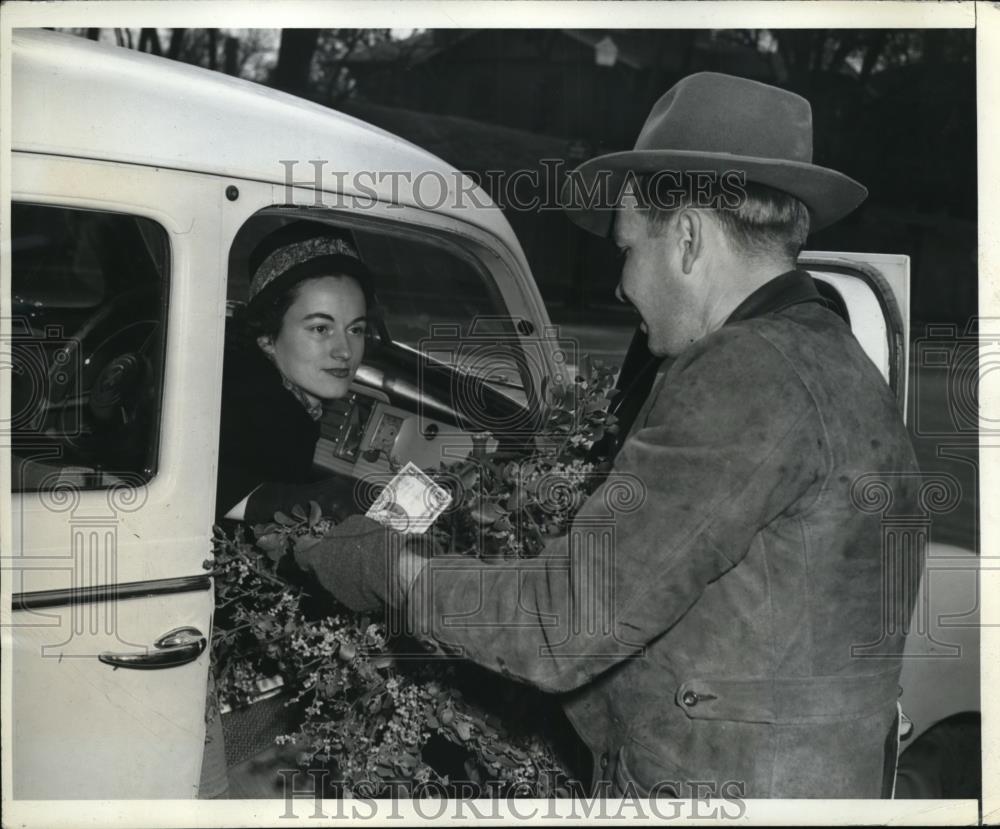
201;222;376;798
216;222;376;526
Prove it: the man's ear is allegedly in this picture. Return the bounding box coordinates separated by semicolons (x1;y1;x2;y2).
257;335;276;356
675;209;703;275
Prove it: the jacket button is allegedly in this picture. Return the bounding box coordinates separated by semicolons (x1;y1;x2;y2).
600;753;609;769
681;690;699;707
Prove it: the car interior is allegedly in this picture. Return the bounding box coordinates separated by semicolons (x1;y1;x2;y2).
226;212;548;488
10;202;170;492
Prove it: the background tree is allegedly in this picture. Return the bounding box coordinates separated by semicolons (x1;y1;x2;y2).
138;28;162;56
272;29;321;98
61;26;974;323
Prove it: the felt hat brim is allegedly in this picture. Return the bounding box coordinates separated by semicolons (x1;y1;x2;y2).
561;149;868;238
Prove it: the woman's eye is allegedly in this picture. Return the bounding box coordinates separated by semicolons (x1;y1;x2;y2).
348;325;367;337
310;325;329;335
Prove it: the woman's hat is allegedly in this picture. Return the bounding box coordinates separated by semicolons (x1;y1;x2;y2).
248;221;362;306
561;72;867;236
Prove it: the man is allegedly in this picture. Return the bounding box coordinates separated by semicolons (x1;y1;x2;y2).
297;72;921;798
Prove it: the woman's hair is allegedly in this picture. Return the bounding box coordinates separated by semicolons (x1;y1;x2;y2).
231;221;380;349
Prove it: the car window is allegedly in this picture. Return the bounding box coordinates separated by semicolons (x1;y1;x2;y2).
227;215;530;403
352;229;527;397
10;203;169;492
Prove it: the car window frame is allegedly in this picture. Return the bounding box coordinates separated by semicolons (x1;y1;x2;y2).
238;199;563;417
9;199;172;492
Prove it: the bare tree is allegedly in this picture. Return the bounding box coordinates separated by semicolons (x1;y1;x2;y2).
318;29;364;103
207;28;218;71
168;28;186;60
138;28;162;56
858;32;888;83
224;35;239;76
273;29;321;97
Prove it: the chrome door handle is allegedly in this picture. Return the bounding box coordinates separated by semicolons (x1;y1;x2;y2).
98;626;206;670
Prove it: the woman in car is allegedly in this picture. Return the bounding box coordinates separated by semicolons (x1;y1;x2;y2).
215;221;377;526
201;222;377;798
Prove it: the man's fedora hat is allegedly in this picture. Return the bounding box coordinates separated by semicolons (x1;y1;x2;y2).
562;72;867;236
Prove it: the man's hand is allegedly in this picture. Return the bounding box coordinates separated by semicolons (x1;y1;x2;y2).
244;475;365;526
322;513;385;544
292;514;429;611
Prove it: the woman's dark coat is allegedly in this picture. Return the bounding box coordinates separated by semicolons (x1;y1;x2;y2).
216;342;320;522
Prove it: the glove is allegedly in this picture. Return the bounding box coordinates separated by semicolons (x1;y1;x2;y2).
244;475;371;526
293;514;397;612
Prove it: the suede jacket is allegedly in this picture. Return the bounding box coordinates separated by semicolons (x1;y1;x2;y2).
298;271;922;798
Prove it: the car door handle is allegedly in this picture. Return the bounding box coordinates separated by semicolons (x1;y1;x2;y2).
98;626;206;670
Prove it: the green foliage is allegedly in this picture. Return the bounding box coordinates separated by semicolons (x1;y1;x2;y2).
206;360;619;796
431;357;619;559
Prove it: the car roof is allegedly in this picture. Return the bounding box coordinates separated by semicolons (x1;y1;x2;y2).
11;29;518;243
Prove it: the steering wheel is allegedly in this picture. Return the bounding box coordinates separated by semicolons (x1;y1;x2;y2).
44;284;163;472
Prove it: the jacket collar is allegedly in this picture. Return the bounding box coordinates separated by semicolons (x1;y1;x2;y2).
724;269;835;325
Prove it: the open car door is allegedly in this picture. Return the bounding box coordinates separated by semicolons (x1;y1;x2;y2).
801;252;910;415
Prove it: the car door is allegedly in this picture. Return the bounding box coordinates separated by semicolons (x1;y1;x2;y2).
799;251;910;415
8;154;228;799
190;179;568;747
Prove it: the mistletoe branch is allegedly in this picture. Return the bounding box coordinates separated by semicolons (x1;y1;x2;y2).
206;358;619;795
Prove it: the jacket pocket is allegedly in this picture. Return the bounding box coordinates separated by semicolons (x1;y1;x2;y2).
675;668;901;724
611;740;682;798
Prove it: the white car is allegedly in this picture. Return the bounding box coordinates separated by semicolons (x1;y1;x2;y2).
6;29;979;799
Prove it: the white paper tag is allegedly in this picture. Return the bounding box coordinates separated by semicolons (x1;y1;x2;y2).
365;461;452;534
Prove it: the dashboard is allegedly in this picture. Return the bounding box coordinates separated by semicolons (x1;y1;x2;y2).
312;378;497;481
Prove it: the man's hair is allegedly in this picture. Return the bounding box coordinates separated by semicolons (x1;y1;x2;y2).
633;174;811;262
